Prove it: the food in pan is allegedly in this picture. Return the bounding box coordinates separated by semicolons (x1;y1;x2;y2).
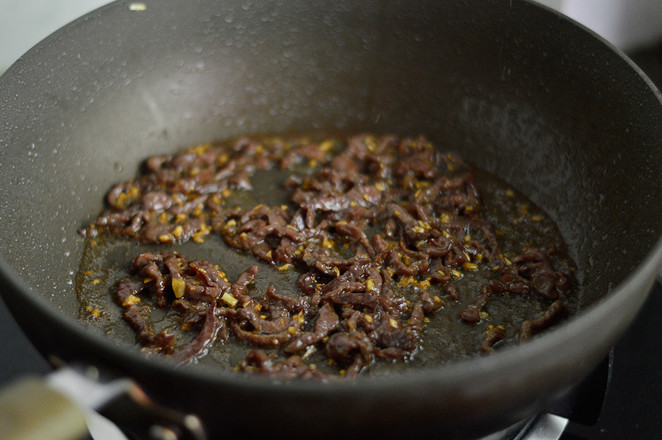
79;133;575;378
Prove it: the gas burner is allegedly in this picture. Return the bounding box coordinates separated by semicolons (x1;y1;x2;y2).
486;414;568;440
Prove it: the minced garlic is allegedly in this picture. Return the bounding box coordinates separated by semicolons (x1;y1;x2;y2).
171;278;186;298
122;294;141;306
221;292;238;307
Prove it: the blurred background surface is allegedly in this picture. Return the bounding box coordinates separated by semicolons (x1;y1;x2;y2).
2;0;662;72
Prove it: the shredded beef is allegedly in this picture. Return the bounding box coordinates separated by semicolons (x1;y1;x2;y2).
89;134;574;378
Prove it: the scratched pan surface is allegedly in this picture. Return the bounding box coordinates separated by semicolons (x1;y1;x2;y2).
1;1;661;439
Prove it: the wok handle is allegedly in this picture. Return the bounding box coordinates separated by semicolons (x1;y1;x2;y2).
0;377;88;440
0;366;207;440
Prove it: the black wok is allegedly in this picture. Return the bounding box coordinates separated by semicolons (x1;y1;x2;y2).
1;0;661;438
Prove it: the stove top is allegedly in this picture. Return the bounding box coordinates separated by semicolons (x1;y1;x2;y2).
1;44;662;440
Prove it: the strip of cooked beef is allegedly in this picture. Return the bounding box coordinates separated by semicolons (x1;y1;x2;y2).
325;331;374;377
170;304;228;364
519;300;566;342
283;303;340;355
481;324;506;354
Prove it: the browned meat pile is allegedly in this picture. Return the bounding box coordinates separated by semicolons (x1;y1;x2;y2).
83;134;572;378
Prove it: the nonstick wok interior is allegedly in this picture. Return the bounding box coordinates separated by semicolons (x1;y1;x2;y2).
1;0;661;438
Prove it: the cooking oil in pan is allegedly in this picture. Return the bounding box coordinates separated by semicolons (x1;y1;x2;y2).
75;135;579;377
